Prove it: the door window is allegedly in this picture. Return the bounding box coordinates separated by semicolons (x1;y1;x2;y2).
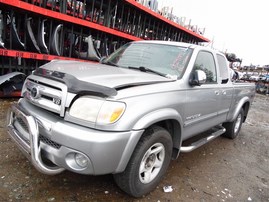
193;51;217;83
217;54;229;83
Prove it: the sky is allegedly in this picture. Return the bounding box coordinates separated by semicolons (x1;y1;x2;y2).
158;0;269;66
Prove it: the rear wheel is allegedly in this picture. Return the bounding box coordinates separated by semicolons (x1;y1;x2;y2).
113;126;172;197
223;108;244;139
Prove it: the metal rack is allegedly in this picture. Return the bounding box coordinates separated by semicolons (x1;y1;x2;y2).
0;0;209;75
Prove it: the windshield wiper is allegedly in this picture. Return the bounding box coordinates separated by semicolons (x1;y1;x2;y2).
128;66;167;77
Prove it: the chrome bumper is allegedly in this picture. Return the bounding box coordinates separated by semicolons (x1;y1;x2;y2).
6;103;65;175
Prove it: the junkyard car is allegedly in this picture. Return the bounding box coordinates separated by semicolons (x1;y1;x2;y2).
7;41;255;197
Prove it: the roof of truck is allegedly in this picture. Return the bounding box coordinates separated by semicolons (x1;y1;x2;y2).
132;40;221;54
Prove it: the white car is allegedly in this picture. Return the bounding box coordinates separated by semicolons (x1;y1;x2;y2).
249;75;260;81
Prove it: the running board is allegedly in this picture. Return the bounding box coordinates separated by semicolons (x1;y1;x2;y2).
180;126;226;153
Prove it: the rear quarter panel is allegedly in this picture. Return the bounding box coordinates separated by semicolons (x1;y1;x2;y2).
226;82;255;122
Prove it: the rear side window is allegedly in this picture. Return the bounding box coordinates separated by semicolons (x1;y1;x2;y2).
217;54;229;83
193;51;217;83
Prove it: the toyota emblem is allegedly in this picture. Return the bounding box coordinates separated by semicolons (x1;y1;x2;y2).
30;87;39;99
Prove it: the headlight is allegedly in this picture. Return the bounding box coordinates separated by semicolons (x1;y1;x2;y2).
69;96;126;125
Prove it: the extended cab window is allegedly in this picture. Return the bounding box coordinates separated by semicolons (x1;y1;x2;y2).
193;51;217;83
217;54;229;83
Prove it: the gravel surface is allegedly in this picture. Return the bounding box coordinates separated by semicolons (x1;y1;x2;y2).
0;94;268;201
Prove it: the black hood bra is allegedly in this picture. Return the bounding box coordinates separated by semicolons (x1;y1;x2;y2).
33;68;117;97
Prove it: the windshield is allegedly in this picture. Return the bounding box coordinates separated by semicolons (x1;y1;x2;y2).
104;42;193;79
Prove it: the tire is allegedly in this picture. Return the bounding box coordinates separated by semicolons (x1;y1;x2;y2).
223;108;244;139
113;126;173;197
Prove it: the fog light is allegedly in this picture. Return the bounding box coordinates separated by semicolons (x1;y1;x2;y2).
75;153;88;168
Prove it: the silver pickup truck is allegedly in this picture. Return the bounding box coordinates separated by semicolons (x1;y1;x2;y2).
6;40;255;197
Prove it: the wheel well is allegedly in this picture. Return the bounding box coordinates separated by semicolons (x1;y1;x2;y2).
149;120;181;160
242;102;250;122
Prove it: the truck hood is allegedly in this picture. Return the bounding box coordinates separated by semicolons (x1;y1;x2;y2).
34;60;175;97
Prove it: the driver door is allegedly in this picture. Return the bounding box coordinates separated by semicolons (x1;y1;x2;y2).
184;50;222;139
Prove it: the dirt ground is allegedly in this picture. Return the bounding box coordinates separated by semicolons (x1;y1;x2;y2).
0;94;268;202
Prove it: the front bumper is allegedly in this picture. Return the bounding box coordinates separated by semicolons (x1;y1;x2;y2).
6;99;144;175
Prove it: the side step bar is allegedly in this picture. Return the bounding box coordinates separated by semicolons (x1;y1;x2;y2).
180;126;226;153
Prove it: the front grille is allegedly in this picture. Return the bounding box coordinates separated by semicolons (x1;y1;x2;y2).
39;135;61;149
28;78;62;91
23;77;67;116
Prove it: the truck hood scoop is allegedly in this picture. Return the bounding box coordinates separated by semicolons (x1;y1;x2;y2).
33;68;117;97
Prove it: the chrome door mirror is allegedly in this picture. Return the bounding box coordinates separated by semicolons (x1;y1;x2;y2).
189;70;207;86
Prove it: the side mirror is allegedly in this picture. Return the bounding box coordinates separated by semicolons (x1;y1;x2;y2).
189;70;207;86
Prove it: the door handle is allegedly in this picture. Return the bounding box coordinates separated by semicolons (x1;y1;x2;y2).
222;90;227;95
215;91;220;95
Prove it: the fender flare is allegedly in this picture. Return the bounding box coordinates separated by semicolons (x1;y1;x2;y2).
37;19;49;54
51;24;63;56
26;17;41;53
74;35;101;61
229;96;250;122
115;109;183;172
132;108;183;131
133;108;183;158
10;14;25;50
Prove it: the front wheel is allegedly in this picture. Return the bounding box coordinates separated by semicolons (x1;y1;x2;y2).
113;126;172;197
223;108;244;139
